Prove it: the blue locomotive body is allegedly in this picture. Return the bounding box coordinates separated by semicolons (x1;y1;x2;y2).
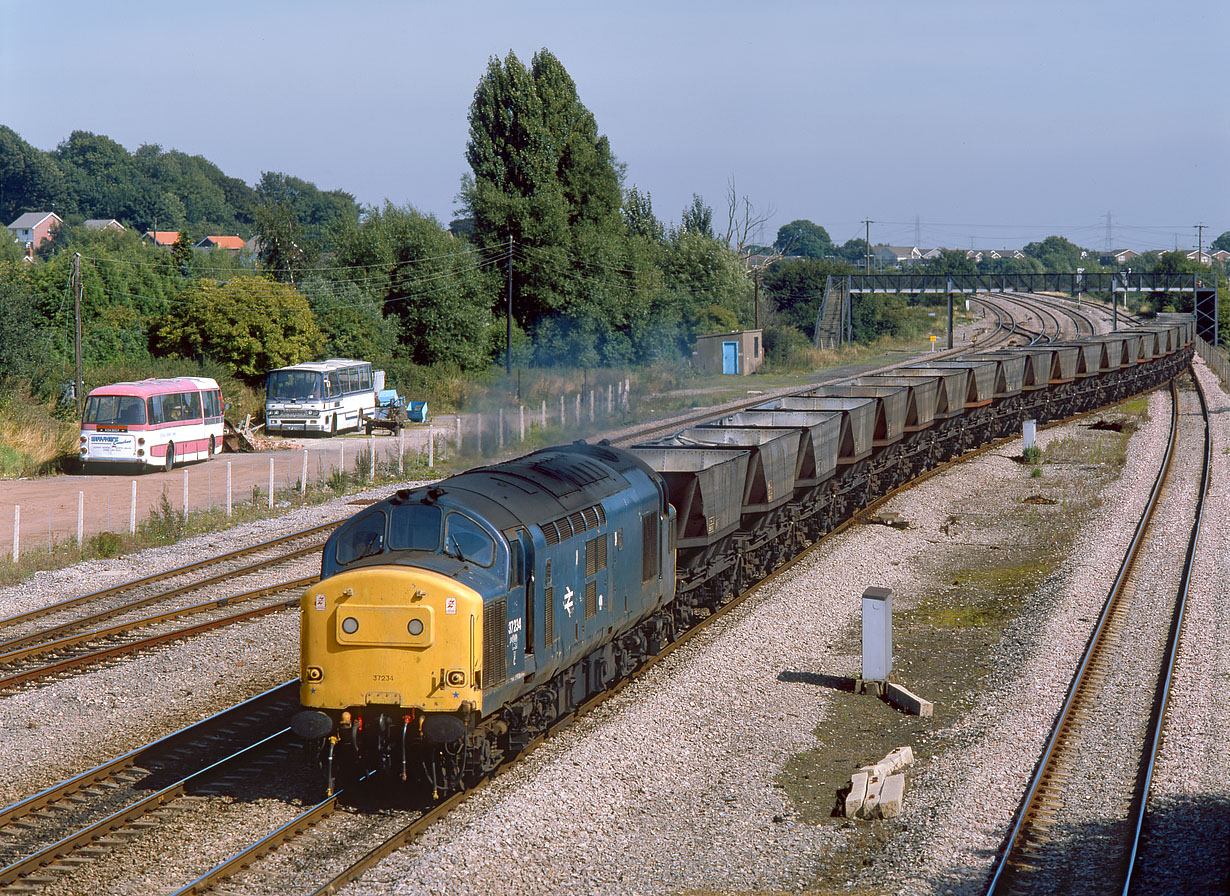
298;441;675;794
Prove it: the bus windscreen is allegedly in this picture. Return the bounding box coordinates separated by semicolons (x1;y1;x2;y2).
267;370;323;401
84;395;147;426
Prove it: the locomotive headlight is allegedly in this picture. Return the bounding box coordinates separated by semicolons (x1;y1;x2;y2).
446;669;466;687
407;619;424;636
341;616;359;634
305;665;323;681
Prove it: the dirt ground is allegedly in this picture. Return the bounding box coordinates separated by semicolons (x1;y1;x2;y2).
0;421;453;556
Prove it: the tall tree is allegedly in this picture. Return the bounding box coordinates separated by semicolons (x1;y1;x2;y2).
461;49;628;364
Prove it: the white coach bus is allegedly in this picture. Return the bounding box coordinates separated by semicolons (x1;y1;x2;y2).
79;376;225;473
264;358;382;436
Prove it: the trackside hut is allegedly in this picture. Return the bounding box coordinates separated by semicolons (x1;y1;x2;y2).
694;329;764;376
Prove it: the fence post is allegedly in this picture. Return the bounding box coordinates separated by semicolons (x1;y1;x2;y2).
301;449;308;497
429;427;435;468
268;458;275;508
12;505;18;562
78;491;84;550
541;400;547;429
498;408;505;450
226;463;232;518
129;481;137;534
560;395;565;426
575;393;581;425
398;429;404;475
456;416;462;453
607;384;613;416
519;405;525;441
477;414;483;455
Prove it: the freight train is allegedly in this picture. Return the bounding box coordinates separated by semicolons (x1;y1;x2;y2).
291;316;1194;797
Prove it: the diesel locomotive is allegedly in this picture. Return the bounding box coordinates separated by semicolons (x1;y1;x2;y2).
292;315;1194;797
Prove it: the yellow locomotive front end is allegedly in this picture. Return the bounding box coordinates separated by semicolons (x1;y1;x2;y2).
293;565;486;792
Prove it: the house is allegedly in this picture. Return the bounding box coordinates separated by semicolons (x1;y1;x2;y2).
84;219;125;232
1100;248;1140;265
874;245;923;267
694;329;764;376
1210;249;1230;265
245;234;262;255
194;235;245;251
143;231;180;247
7;212;63;255
1185;249;1212;266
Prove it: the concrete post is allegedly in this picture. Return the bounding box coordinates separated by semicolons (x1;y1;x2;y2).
77;491;84;549
1023;419;1037;451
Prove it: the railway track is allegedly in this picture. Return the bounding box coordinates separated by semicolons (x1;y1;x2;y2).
0;576;315;694
154;363;1184;896
0;294;1186;893
0;683;299;893
986;371;1210;895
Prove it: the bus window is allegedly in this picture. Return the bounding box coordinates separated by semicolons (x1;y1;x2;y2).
326;373;340;396
182;391;202;420
358;366;372;391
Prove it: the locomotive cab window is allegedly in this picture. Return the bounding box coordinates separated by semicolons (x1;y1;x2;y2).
389;504;442;552
336;509;387;565
444;513;495;567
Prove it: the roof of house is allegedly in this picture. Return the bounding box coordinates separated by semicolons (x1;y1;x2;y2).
195;235;245;250
144;231;180;246
7;211;62;230
84;219;124;230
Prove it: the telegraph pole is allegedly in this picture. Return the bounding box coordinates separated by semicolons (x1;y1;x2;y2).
505;235;513;376
863;219;873;274
1195;223;1207;264
72;253;83;416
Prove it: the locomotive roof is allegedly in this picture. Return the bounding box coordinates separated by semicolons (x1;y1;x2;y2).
392;442;655;533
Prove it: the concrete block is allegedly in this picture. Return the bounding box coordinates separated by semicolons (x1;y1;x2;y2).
878;774;905;818
884;746;914;772
844;771;868;818
857;775;883;820
886;682;933;718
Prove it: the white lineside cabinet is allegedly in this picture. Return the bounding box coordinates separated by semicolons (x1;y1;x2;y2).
862;586;893;682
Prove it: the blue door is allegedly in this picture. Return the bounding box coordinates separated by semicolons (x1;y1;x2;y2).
722;341;739;375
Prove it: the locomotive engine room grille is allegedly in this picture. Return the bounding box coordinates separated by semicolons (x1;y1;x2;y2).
483;598;507;687
544;586;555;644
584;535;607;576
541;504;607;546
585;581;597;619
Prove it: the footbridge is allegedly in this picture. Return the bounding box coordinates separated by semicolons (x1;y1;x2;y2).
815;272;1219;348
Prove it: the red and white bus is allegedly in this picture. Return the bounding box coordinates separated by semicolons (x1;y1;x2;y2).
79;377;225;473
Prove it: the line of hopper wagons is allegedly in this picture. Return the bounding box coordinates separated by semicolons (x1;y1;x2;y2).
630;317;1194;627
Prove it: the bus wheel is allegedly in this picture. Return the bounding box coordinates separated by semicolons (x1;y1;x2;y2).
330;416;337;437
209;435;216;456
164;443;175;472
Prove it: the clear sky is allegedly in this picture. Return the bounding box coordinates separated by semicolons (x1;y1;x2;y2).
3;0;1225;253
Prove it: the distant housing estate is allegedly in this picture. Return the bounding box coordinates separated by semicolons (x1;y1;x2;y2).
6;211;62;258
